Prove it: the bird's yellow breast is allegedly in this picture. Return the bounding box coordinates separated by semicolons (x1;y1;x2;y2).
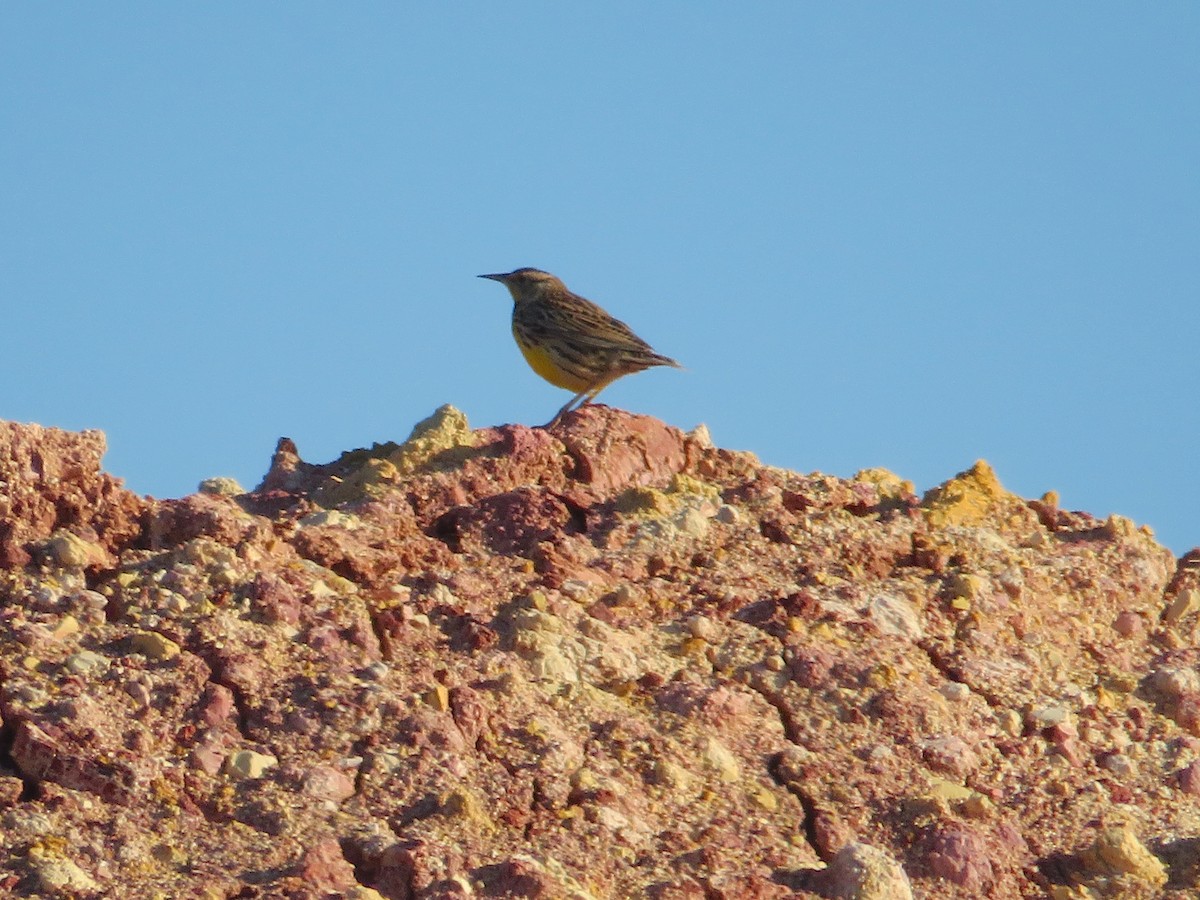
513;327;592;392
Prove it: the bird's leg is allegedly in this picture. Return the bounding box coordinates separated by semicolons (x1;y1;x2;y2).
545;377;614;428
574;384;609;411
545;390;589;428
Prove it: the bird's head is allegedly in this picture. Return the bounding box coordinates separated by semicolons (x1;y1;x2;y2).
478;268;564;303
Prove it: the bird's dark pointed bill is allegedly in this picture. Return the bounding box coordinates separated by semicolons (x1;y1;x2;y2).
479;273;507;281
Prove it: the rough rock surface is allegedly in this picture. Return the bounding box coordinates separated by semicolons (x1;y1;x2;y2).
0;406;1198;899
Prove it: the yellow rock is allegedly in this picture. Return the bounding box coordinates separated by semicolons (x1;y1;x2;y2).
1102;514;1139;539
423;684;450;711
128;631;181;662
438;787;495;832
313;405;477;505
650;759;694;791
1049;886;1095;900
50;615;80;641
946;573;986;601
922;460;1013;528
387;404;475;475
927;778;975;803
47;530;105;569
1081;824;1167;886
962;792;994;818
750;786;778;811
618;473;720;518
853;467;914;500
1163;589;1200;626
617;486;674;515
669;473;722;502
314;460;400;505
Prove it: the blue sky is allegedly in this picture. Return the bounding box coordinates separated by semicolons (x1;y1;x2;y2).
2;4;1197;554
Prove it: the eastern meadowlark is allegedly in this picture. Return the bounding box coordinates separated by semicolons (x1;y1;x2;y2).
479;268;681;427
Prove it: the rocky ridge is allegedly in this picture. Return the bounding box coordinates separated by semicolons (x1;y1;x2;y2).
0;407;1198;899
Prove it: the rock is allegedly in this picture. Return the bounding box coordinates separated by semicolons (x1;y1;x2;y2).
303;765;357;802
0;412;1189;898
921;460;1014;528
32;854;99;893
822;842;913;900
64;650;110;677
127;630;181;662
1163;588;1200;626
867;592;923;639
1178;760;1200;796
198;476;245;496
0;421;145;567
925;827;995;891
296;838;358;892
224;750;278;779
388;404;475;475
1079;824;1167;888
47;529;107;569
701;738;741;782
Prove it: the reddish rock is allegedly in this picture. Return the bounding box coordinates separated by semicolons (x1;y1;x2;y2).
197;683;237;728
149;493;257;548
10;720;137;802
302;765;356;802
555;406;688;496
434;487;578;555
0;421;146;565
296;838;357;891
0;409;1194;898
1179;760;1200;796
925;827;995;891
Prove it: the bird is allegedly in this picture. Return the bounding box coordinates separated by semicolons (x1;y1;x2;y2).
478;267;681;427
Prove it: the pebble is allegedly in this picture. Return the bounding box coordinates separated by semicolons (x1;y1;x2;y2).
714;504;740;524
1101;753;1135;777
702;738;740;782
300;510;363;529
303;765;356;802
224;750;278;779
939;682;971;702
1178;760;1200;796
559;579;591;602
1152;666;1199;698
197;477;245;496
686;615;719;642
823;842;913;900
1028;705;1071;728
1113;610;1143;636
677;506;710;539
996;710;1023;737
651;759;694;791
33;856;99;893
867;593;924;640
423;685;450;711
362;662;389;681
1164;589;1200;626
49;615;80;641
127;631;181;662
70;589;109;626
